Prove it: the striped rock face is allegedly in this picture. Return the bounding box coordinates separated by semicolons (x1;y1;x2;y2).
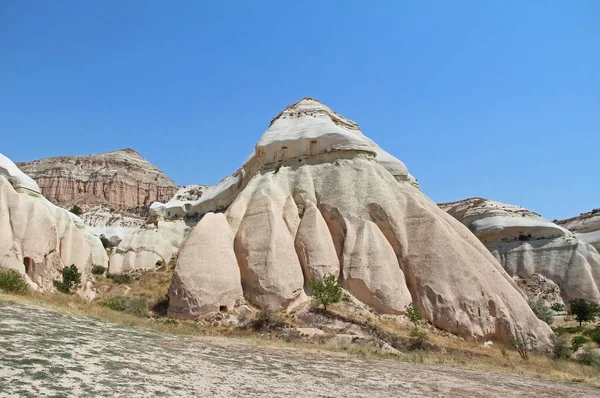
440;198;600;303
169;98;554;349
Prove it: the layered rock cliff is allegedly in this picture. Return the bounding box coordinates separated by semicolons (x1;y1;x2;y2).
558;209;600;251
16;148;178;213
440;198;600;303
166;98;553;348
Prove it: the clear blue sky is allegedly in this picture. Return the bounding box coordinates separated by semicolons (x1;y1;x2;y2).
1;1;598;220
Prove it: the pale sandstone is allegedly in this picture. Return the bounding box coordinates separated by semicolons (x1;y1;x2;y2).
168;213;243;319
171;98;554;348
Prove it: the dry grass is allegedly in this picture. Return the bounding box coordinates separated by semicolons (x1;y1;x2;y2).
1;284;599;388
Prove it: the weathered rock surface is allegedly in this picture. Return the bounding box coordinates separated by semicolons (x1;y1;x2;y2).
108;220;189;274
168;213;243;318
558;209;600;251
0;154;97;297
16;148;178;212
169;98;553;348
440;198;600;303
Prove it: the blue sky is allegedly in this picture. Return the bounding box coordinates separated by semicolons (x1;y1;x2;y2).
1;1;598;220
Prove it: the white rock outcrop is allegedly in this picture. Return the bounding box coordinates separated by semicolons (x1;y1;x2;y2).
108;220;189;274
168;98;553;348
440;198;600;303
168;213;243;318
0;154;96;297
558;209;600;252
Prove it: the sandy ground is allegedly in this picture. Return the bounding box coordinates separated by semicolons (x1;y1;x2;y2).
0;304;598;397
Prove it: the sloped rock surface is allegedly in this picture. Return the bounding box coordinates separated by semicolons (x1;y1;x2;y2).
169;98;553;348
440;198;600;303
558;209;600;251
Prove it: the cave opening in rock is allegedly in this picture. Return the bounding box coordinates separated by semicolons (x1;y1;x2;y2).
23;257;35;279
219;305;228;313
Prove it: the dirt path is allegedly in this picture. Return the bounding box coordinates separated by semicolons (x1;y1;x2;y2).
0;304;598;397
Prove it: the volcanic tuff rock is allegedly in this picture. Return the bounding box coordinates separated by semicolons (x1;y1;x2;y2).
558;209;600;251
1;153;100;298
16;148;178;213
167;98;553;348
440;198;600;303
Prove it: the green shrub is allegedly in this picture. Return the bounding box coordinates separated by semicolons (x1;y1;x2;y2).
91;265;106;275
100;296;147;317
572;335;590;351
69;205;82;216
107;274;131;284
99;234;112;249
53;264;81;294
578;347;600;368
582;329;600;345
568;298;600;327
247;309;286;332
405;303;423;328
529;299;554;325
551;333;572;360
0;269;28;295
308;274;342;311
553;326;583;334
550;302;565;313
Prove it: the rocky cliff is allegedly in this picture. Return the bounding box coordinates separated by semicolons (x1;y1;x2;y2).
557;209;600;251
166;98;553;348
16;148;178;213
440;198;600;304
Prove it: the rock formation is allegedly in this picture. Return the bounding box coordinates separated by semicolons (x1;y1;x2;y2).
0;153;100;298
108;220;189;274
558;209;600;251
16;148;178;213
440;198;600;304
167;98;553;348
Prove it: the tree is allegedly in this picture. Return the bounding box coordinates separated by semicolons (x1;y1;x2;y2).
69;205;82;216
568;298;600;327
528;299;554;325
99;234;111;249
308;274;342;310
53;264;81;294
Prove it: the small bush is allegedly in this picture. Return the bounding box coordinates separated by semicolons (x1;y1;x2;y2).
53;264;81;294
405;303;423;328
69;205;82;216
91;265;106;275
508;334;529;360
100;296;147;317
550;302;565;313
308;274;342;310
578;347;600;368
529;299;554;325
553;326;583;335
247;309;286;332
99;234;112;249
582;328;600;345
0;269;28;295
551;333;572;360
107;274;131;284
572;335;590;351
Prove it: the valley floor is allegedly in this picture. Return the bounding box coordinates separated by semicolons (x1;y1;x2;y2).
1;303;599;398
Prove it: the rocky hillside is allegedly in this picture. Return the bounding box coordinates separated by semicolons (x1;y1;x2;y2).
440;198;600;303
16;148;178;213
165;97;553;348
557;209;600;251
